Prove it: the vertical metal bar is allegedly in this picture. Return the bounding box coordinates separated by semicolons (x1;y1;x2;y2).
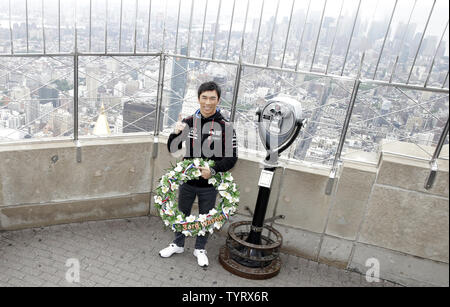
187;0;195;57
154;54;167;137
390;0;416;83
425;21;448;87
407;0;436;84
253;0;265;64
42;0;46;54
443;71;449;89
74;0;77;53
58;0;60;53
266;0;280;67
335;62;363;164
425;119;449;189
105;0;108;54
9;0;14;54
147;0;152;52
230;63;243;122
310;0;328;72
238;0;250;60
119;0;123;52
341;0;362;76
174;0;181;53
325;0;344;75
134;0;138;54
89;0;92;52
225;0;236;61
326;53;365;195
373;0;397;80
199;0;208;58
162;0;167;52
389;56;399;83
212;0;222;59
25;0;29;53
74;54;79;141
295;0;311;71
281;0;296;69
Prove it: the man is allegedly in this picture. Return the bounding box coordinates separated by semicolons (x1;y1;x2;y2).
159;81;238;267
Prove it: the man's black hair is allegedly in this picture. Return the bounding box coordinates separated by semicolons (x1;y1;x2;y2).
198;81;221;100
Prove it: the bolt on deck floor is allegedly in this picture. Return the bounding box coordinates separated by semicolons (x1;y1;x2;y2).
0;216;400;287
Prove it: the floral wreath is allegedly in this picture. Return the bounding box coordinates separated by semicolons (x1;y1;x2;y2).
154;158;240;237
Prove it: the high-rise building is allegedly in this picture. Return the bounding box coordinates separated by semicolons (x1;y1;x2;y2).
122;101;164;133
167;46;188;126
25;100;40;125
52;109;72;137
39;86;59;107
86;64;100;105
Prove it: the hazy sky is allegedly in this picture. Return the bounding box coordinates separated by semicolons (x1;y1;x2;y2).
1;0;448;37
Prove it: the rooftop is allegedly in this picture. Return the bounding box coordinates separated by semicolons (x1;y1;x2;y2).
0;215;399;287
0;0;448;288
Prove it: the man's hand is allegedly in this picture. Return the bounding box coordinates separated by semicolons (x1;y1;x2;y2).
198;166;212;180
174;114;187;134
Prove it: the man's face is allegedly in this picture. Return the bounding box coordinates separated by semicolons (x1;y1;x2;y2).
198;90;220;117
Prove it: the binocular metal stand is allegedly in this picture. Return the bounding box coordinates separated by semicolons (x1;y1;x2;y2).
220;97;305;279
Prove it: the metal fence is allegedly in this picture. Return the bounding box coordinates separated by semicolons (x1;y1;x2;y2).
0;0;448;191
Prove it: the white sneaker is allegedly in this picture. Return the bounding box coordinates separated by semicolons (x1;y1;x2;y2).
159;243;184;258
193;249;209;267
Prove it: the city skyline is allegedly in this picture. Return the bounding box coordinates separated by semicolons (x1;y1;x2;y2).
0;0;448;167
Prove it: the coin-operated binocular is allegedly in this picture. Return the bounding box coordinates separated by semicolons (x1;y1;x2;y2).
219;96;306;280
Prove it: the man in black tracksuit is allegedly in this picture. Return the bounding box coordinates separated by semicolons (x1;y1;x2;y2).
159;81;237;267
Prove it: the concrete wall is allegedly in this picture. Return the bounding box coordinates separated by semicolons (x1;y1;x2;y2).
0;136;153;230
0;136;448;286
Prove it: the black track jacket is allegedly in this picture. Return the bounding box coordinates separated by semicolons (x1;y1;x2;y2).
167;109;238;187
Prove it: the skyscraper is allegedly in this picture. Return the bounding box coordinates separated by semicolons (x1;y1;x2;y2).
167;46;188;127
122;101;164;134
86;64;100;107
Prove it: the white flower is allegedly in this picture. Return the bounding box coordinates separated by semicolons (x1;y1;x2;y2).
182;230;192;236
164;220;170;226
218;182;229;190
198;214;207;223
219;191;231;199
208;178;217;185
214;221;223;230
232;197;239;203
208;227;214;234
175;215;184;223
161;186;169;193
198;230;206;236
169;171;176;177
225;174;233;182
186;215;196;223
223;207;231;215
166;208;174;216
209;209;218;216
193;159;200;167
154;195;163;204
166;201;174;209
159;209;164;216
232;183;237;192
174;165;183;172
193;169;202;178
170;183;179;191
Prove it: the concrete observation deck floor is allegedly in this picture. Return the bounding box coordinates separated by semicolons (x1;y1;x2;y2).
0;216;401;287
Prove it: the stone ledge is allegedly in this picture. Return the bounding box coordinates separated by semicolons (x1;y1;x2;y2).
349;243;449;287
0;193;150;231
359;185;449;263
